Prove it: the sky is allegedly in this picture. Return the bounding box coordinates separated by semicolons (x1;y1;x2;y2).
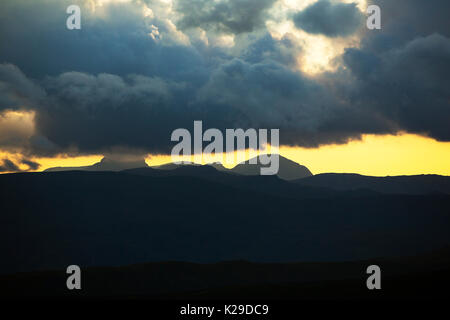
0;0;449;175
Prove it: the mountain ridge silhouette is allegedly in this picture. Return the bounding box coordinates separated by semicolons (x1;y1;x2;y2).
45;156;149;172
295;173;450;195
44;154;312;181
1;169;450;274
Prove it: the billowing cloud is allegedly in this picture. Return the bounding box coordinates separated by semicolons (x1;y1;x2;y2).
0;64;45;111
0;157;39;172
0;0;449;162
293;0;364;37
0;0;206;80
367;0;450;41
21;158;40;170
0;159;20;172
175;0;277;34
344;34;450;140
36;71;193;154
0;109;36;152
340;0;450;141
240;33;302;67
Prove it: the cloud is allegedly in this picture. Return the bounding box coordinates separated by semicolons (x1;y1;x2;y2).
0;109;36;152
368;0;450;40
2;59;388;154
20;158;40;170
293;0;364;37
175;0;276;34
0;159;20;172
0;64;45;111
194;57;391;147
343;33;450;141
0;0;206;81
0;0;449;158
241;33;302;67
0;157;40;172
337;0;450;142
36;71;193;155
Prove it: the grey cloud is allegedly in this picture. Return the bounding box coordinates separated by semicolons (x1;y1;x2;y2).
196;58;391;147
359;0;450;55
339;0;450;142
344;34;450;141
0;0;207;81
0;158;40;172
293;0;364;37
368;0;450;39
21;158;40;170
241;33;302;67
0;159;20;172
340;0;450;142
175;0;276;34
0;64;45;111
2;59;389;155
0;0;449;157
35;71;195;155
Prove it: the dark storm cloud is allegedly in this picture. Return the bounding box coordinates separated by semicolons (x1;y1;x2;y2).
175;0;276;34
0;158;40;172
340;0;450;141
2;58;383;154
0;0;449;156
0;64;45;111
195;58;391;147
36;71;196;155
0;0;207;81
344;34;450;141
358;0;450;53
36;58;343;153
0;159;20;172
293;0;364;37
21;159;40;170
241;33;302;67
368;0;450;39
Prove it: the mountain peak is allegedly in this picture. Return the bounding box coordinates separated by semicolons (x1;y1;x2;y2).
231;155;312;180
45;156;148;172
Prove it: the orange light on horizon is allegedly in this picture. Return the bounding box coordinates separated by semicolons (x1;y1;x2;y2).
1;133;449;177
146;133;450;176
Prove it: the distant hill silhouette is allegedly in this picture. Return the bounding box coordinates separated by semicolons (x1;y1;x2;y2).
230;155;312;180
150;162;199;170
150;162;228;171
46;154;312;181
1;170;450;275
2;247;450;299
124;165;336;199
45;156;148;172
294;173;450;195
149;155;312;181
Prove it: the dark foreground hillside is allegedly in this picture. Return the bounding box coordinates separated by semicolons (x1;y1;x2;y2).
295;173;450;195
1;169;450;275
2;248;450;299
